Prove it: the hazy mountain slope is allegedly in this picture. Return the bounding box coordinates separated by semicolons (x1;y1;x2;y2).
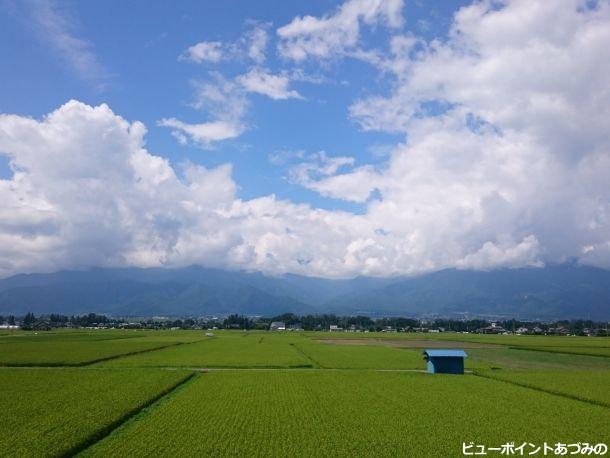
326;266;610;319
0;265;608;319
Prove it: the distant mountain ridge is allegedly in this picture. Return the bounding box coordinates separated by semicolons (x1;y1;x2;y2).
0;265;608;319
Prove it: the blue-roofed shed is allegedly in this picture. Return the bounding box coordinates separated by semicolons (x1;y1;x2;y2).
423;349;468;374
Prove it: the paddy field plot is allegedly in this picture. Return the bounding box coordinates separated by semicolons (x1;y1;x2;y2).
294;341;428;369
0;368;192;457
0;339;184;366
102;333;313;368
475;370;610;407
465;347;610;371
83;370;610;457
1;330;608;457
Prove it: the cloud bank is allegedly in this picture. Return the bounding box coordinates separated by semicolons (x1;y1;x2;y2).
1;0;609;278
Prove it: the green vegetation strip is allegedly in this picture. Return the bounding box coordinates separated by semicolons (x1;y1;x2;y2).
289;343;321;368
509;346;610;358
474;370;610;408
466;347;610;371
293;342;425;369
83;371;610;457
0;368;193;457
0;341;187;367
63;372;198;457
103;333;314;368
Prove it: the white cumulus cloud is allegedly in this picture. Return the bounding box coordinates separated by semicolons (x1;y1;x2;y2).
237;68;303;100
179;41;224;63
157;118;244;147
277;0;404;60
2;1;610;279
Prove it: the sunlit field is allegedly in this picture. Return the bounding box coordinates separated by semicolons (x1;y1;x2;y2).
1;329;608;456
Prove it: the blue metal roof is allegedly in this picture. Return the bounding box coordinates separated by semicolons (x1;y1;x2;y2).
423;349;468;358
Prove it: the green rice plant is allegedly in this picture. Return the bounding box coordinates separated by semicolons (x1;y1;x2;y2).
293;342;425;369
467;347;610;371
0;330;148;343
0;368;192;456
474;370;610;407
311;332;610;352
295;341;492;370
510;346;610;358
103;333;312;368
0;339;183;366
84;371;610;457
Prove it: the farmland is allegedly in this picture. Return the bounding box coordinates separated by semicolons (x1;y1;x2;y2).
474;370;610;407
83;371;610;457
103;333;313;368
0;368;192;456
0;329;608;457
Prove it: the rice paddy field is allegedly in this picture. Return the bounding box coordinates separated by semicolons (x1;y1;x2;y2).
1;329;608;457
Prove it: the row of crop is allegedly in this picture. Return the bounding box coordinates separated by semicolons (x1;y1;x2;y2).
0;368;193;456
103;333;314;368
0;339;189;366
474;370;610;407
84;371;610;457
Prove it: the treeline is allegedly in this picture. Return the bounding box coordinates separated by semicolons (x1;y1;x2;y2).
2;313;118;330
1;312;607;335
253;314;608;335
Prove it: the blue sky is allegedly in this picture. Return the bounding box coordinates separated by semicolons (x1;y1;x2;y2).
0;0;609;278
0;0;464;210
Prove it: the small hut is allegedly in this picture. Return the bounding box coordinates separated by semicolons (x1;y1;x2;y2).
423;349;467;374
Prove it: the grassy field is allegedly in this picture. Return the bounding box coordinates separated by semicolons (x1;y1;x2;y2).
0;339;185;366
0;330;608;457
0;330;210;366
102;333;313;368
474;370;610;407
83;371;610;457
466;347;610;371
0;368;192;456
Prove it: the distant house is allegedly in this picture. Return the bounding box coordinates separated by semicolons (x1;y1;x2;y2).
423;349;468;374
515;327;529;334
269;321;286;331
476;322;506;334
329;325;343;332
32;320;51;331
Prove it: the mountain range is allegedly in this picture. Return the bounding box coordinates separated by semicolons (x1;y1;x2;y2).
0;265;609;320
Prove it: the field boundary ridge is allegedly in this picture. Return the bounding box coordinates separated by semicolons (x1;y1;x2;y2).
473;371;609;409
61;371;199;457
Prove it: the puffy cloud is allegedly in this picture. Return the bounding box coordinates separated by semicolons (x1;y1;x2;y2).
237;68;303;100
159;72;248;148
161;67;302;148
157;118;244;147
179;23;269;65
272;0;610;274
351;0;610;156
179;41;223;63
0;101;239;275
277;0;404;60
286;151;379;202
245;25;269;64
2;1;610;279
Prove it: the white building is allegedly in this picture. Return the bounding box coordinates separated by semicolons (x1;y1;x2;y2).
270;321;286;331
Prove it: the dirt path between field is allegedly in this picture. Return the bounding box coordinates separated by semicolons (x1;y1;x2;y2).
315;339;503;349
170;367;436;373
